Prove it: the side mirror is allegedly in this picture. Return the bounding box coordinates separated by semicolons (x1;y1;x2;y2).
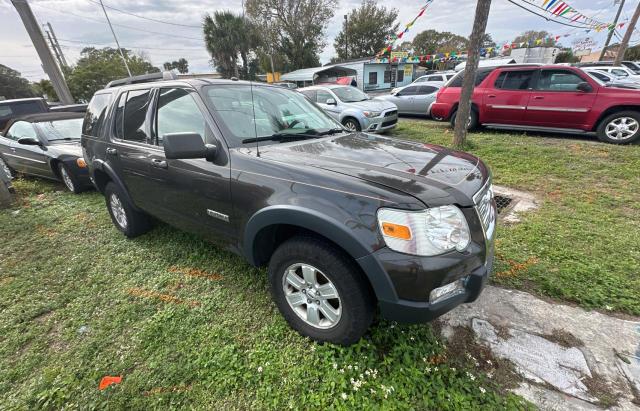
163;132;217;160
17;137;40;146
326;98;337;105
577;82;593;93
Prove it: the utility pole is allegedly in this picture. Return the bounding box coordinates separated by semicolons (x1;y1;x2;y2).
614;1;640;65
600;0;625;61
46;22;68;68
344;14;348;60
11;0;74;104
98;0;132;77
44;28;63;70
453;0;492;148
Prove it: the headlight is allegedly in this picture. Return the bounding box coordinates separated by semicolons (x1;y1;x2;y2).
363;111;381;118
377;206;471;256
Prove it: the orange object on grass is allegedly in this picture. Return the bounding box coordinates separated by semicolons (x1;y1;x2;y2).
99;375;122;390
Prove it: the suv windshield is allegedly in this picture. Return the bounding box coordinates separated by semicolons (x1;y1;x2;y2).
36;118;83;141
332;86;368;102
204;84;342;146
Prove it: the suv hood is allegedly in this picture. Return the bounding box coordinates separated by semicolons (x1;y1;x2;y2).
261;133;488;207
342;99;396;112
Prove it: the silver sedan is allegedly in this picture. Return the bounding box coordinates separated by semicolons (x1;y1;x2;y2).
375;83;442;116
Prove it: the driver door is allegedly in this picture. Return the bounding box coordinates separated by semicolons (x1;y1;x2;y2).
3;121;48;175
315;89;341;120
393;86;418;113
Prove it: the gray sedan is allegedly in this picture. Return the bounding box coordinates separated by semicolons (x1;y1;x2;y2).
375;83;442;116
299;85;398;133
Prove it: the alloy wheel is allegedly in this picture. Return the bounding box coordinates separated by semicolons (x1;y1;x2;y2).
109;193;128;229
282;263;342;329
60;166;74;192
343;120;358;131
605;117;639;141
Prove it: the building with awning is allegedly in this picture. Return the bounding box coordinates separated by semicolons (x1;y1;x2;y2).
280;65;357;88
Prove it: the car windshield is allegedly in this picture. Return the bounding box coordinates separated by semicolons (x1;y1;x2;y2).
36;118;83;141
204;84;342;146
331;86;368;103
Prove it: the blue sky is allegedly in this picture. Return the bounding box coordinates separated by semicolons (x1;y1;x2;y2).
0;0;637;81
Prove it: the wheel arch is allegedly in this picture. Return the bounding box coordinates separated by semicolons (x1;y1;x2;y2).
91;159;140;210
592;105;640;131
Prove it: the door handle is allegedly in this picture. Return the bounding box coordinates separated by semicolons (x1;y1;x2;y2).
151;159;168;169
487;94;496;98
533;96;544;100
106;148;118;155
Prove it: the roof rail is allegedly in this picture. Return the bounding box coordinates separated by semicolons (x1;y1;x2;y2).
105;71;177;88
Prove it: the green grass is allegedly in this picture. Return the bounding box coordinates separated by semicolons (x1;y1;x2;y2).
391;119;640;316
0;178;528;408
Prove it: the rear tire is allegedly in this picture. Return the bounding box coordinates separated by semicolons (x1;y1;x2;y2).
450;108;478;131
104;182;152;238
0;156;14;180
268;236;375;346
596;111;640;144
57;163;82;194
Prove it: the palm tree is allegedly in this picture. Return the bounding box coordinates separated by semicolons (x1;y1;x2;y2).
203;11;258;79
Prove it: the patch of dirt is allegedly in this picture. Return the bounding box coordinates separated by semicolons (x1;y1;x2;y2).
127;287;200;308
442;324;523;392
143;384;192;396
32;310;55;324
541;329;583;349
582;372;622;408
495;254;538;279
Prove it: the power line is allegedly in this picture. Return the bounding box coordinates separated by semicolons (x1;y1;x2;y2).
56;37;202;51
85;0;201;29
32;3;203;41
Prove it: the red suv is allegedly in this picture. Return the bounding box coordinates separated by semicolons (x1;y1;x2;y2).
430;65;640;144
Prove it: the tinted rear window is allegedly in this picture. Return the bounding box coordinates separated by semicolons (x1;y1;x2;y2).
82;93;112;137
122;89;152;143
448;68;494;87
494;70;536;90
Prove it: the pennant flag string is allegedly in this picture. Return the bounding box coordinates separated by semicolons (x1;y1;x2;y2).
376;0;435;57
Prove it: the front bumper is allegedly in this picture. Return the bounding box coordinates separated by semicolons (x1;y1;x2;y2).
429;102;454;121
362;110;398;133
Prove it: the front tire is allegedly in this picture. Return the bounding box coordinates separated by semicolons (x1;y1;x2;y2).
450;108;478;131
104;182;152;238
342;117;362;132
596;111;640;144
268;236;375;346
58;163;81;194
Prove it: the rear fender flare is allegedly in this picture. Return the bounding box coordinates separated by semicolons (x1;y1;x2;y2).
91;159;140;211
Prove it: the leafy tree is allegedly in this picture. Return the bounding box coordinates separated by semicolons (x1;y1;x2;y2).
554;50;580;63
163;58;189;74
0;64;36;100
246;0;337;70
204;11;258;79
333;0;398;60
512;30;556;47
624;44;640;61
32;79;57;101
412;30;468;55
65;47;159;101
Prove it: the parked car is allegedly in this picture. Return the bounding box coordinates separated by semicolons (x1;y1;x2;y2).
82;75;496;345
582;68;640;90
272;82;298;89
576;60;640;75
430;64;640;144
412;71;457;85
375;83;442;116
0;97;49;132
0;112;92;192
298;85;398;132
587;66;640;83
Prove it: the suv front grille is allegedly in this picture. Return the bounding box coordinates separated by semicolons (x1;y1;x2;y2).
473;181;496;244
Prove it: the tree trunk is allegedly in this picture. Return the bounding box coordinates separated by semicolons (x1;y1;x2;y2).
614;1;640;66
453;0;492;148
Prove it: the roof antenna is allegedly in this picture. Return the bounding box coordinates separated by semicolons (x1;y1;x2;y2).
249;80;260;157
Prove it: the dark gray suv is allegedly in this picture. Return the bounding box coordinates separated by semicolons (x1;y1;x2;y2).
81;75;496;345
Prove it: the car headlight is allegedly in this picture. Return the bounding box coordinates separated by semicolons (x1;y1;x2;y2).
377;206;471;256
363;111;381;118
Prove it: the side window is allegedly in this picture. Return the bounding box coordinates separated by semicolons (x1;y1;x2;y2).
446;74;455;80
82;93;112;137
122;89;152;143
6;121;37;141
397;69;404;82
113;92;126;140
418;85;439;95
611;69;629;77
156;88;208;145
368;72;378;85
415;77;426;83
400;86;418;96
494;70;535;90
316;90;334;104
536;70;585;91
299;90;316;101
426;76;439;82
589;71;609;82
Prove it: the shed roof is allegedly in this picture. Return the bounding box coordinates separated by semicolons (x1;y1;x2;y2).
281;65;357;82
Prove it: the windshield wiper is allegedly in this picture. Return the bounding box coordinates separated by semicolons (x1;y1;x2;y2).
319;128;345;136
242;131;321;144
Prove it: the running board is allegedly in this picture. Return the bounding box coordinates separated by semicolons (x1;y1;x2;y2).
483;123;595;135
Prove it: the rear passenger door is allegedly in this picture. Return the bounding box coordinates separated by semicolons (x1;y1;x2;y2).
525;69;597;129
483;70;535;124
109;88;158;212
413;85;440;114
147;87;233;242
